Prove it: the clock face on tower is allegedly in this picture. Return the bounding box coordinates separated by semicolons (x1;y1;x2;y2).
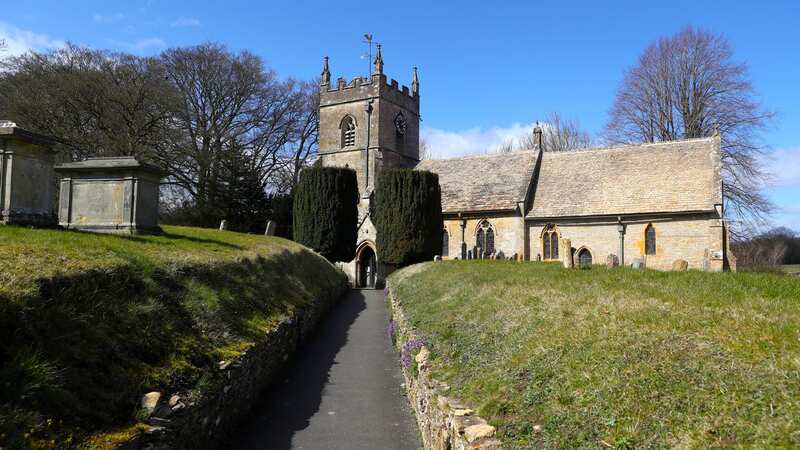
394;113;407;135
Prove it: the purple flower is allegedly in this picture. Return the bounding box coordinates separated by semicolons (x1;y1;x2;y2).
383;286;389;295
387;320;396;340
401;338;425;369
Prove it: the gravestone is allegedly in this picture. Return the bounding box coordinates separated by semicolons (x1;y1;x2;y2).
631;258;645;269
672;259;689;271
264;220;276;236
606;254;619;268
559;238;573;268
219;220;228;231
55;156;167;234
0;122;57;226
433;255;441;261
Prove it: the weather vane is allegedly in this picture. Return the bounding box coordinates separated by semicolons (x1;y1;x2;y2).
361;33;379;77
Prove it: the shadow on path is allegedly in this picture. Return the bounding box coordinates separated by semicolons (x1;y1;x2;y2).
231;289;419;450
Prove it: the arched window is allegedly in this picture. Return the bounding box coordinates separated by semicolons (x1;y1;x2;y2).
442;228;449;257
475;221;495;257
542;224;559;261
577;248;593;268
341;116;356;148
645;224;656;255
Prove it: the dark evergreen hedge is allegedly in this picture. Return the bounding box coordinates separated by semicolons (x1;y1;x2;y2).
293;166;359;262
375;169;443;266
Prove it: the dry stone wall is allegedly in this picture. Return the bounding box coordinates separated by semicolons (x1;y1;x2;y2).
387;284;503;450
120;280;348;450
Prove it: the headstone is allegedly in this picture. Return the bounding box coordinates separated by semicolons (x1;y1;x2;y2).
0;123;57;226
264;220;276;236
55;157;167;234
631;258;645;269
219;220;228;231
560;238;573;268
606;254;619;268
433;255;441;261
672;259;689;271
496;250;505;260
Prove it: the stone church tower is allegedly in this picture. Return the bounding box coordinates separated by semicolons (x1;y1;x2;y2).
318;46;420;287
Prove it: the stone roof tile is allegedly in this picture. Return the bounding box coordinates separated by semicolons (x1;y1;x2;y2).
416;151;537;213
527;137;722;218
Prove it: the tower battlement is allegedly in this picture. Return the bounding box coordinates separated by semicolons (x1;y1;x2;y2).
321;73;419;111
317;46;421;192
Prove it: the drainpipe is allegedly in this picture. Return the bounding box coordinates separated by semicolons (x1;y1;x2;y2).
364;99;374;192
459;213;467;259
617;216;626;266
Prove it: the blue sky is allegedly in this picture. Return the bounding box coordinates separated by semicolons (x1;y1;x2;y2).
2;0;798;230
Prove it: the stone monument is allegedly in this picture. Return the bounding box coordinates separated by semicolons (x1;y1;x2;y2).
0;121;57;226
264;220;276;236
55;156;166;234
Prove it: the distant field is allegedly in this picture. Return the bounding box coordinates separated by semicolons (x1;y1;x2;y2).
390;261;800;449
0;225;345;448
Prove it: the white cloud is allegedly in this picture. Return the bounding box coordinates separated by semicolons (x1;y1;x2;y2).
171;17;201;27
422;122;536;159
93;12;125;23
109;37;166;54
764;147;800;188
0;22;65;56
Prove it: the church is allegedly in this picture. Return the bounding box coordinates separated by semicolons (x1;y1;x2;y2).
318;47;735;287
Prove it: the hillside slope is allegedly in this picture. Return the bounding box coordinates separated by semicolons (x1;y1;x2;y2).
0;225;347;448
390;261;800;449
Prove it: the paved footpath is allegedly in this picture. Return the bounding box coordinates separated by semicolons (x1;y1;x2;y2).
231;289;421;450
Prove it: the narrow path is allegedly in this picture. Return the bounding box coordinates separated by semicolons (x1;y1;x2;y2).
231;289;421;450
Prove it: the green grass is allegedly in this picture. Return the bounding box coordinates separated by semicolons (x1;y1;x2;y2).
0;225;346;449
390;261;800;449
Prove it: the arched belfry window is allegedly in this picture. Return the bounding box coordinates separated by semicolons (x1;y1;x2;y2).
645;224;656;255
475;220;495;257
442;228;449;257
340;115;356;148
542;224;559;261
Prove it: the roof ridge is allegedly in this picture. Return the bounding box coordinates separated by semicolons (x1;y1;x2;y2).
419;149;535;163
542;136;716;157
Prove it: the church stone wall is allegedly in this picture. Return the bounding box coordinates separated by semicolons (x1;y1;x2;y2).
443;215;525;259
527;214;725;271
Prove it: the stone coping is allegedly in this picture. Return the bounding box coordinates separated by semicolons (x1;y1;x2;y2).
386;284;503;450
0;123;57;147
55;156;167;176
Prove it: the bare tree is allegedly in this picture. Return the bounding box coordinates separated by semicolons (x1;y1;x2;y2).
418;137;432;160
274;80;319;193
0;45;174;160
158;43;299;225
604;26;774;233
493;138;516;154
519;112;592;151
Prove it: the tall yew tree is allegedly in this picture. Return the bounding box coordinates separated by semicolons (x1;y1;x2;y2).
375;169;442;266
293;166;358;262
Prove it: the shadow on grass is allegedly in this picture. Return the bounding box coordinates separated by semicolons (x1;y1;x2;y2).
230;291;366;450
0;247;344;446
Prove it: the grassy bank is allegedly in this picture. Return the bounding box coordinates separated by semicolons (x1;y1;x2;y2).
390;261;800;449
0;225;346;449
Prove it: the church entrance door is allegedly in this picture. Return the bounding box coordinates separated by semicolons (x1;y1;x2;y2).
357;245;377;288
